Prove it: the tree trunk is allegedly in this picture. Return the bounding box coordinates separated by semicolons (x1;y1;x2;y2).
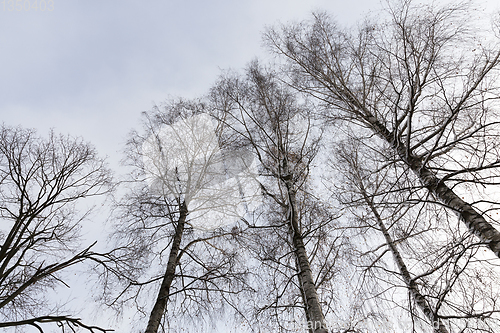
285;181;328;333
359;183;449;333
144;201;188;333
363;115;500;258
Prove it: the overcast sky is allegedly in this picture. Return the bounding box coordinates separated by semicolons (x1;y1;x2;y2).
1;0;499;332
1;0;498;170
0;0;385;171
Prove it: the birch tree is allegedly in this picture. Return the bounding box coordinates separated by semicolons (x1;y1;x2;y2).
331;137;500;332
264;0;500;259
97;100;257;333
211;62;350;333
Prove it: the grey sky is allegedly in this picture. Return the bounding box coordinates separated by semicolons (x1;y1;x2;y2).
0;0;385;170
1;0;497;168
1;0;499;332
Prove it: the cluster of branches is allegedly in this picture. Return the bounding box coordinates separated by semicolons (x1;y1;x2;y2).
96;65;355;333
0;125;113;332
4;1;500;333
262;0;500;332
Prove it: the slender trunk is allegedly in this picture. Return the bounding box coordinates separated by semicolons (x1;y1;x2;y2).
365;115;500;258
285;181;328;333
359;184;449;333
296;249;315;333
299;289;315;333
144;201;188;333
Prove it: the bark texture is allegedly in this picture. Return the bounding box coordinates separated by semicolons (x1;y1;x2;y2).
265;9;500;259
359;182;449;333
144;201;188;333
285;180;328;333
365;115;500;258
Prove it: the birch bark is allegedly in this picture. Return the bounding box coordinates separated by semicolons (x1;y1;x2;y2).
358;180;449;333
285;180;328;333
144;201;188;333
364;114;500;258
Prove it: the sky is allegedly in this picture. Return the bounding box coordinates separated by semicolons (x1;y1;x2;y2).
0;0;387;172
1;0;498;169
1;0;499;332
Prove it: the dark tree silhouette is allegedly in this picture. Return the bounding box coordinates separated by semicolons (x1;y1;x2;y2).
0;125;113;332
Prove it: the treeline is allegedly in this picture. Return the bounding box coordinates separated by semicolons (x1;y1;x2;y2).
2;1;500;332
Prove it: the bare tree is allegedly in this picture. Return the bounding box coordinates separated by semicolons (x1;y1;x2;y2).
264;0;500;258
96;100;254;333
330;136;500;332
210;62;354;333
0;125;113;332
